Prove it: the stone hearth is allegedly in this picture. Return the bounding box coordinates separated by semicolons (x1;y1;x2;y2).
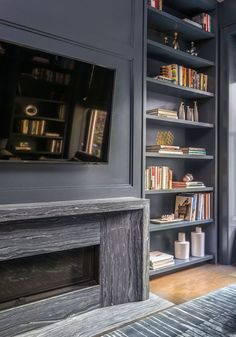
0;197;149;337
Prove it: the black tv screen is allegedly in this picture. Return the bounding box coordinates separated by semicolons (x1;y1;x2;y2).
0;40;115;162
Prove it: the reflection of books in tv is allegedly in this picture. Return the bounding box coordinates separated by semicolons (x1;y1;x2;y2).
175;195;194;220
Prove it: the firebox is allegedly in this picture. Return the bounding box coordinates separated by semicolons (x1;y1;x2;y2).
0;246;99;310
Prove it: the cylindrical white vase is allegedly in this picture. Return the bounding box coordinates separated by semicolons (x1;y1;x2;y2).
174;232;190;259
191;227;205;257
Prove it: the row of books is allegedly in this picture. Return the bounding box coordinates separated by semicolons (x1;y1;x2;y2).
192;13;212;33
147;108;178;119
32;68;71;86
145;166;173;190
18;119;46;136
175;193;211;221
159;64;208;91
146;145;206;156
147;0;162;10
150;251;174;270
145;165;206;191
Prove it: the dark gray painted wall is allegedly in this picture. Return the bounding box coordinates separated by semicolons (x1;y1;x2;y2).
219;0;236;29
0;0;144;203
219;0;236;263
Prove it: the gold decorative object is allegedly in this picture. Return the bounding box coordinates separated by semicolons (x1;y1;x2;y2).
156;131;174;146
172;32;180;50
25;105;38;117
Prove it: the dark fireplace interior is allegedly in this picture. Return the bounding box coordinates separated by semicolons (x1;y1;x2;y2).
0;246;99;310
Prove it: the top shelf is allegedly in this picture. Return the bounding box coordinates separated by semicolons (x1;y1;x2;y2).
147;7;214;41
164;0;217;16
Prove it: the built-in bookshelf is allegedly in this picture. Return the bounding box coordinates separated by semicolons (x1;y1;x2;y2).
143;0;218;277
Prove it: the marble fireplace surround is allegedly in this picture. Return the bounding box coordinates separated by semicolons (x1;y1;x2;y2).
0;197;149;337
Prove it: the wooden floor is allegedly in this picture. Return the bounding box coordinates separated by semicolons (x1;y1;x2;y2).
150;264;236;304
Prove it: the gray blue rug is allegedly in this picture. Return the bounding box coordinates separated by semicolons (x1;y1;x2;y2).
102;284;236;337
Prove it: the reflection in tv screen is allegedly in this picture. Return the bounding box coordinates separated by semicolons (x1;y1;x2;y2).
0;41;115;162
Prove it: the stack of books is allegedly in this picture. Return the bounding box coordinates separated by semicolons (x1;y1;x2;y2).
174;193;211;221
147;108;178;119
172;181;205;189
147;0;162;10
192;13;212;32
150;251;174;270
159;64;208;91
181;147;206;156
146;145;183;155
183;18;202;29
145;166;173;190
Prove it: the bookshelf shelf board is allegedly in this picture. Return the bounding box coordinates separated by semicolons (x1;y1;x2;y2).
164;0;217;15
146;77;214;99
14;115;65;123
146;115;214;129
145;152;214;160
149;254;214;277
16;96;65;104
147;8;214;42
145;187;213;195
147;40;214;69
12;133;63;140
149;219;213;232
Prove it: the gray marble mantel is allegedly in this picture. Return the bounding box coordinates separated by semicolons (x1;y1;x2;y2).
0;197;150;337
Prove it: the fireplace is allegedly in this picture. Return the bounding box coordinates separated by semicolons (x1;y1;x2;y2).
0;246;99;310
0;198;149;337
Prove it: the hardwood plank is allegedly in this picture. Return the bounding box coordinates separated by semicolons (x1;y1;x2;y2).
150;264;236;304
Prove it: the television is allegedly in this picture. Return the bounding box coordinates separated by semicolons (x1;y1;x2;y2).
0;40;115;162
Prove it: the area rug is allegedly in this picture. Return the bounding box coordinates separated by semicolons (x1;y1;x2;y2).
102;284;236;337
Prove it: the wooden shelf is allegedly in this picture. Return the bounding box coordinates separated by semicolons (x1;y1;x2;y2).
145;187;213;195
149;219;213;232
12;133;63;140
163;0;217;15
149;255;214;277
146;115;214;129
146;77;214;98
146;152;214;160
147;39;214;69
147;7;214;42
14;115;65;123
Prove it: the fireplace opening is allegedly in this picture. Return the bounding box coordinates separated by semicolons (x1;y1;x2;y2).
0;246;99;310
